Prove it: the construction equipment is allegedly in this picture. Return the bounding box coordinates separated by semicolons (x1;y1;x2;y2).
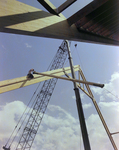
1;40;118;150
15;40;69;150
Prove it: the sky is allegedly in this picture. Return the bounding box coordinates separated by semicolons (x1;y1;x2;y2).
0;0;119;150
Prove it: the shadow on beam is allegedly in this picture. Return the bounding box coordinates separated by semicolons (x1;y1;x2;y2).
0;10;119;46
0;11;53;28
34;20;119;46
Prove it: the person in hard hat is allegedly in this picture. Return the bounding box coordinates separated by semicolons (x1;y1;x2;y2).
27;69;34;79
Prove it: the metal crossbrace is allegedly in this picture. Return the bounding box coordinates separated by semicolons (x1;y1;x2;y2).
15;41;68;150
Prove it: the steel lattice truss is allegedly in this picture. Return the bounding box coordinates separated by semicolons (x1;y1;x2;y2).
16;41;68;150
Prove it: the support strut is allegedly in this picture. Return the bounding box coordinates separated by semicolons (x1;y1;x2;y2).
66;40;91;150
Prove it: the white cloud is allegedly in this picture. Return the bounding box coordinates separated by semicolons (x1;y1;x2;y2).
87;113;110;150
91;72;119;101
100;95;105;101
33;103;119;150
80;92;85;99
91;86;103;95
72;92;85;100
32;104;81;150
99;101;119;129
83;103;92;109
1;101;119;150
72;95;75;99
87;101;119;150
25;43;32;48
0;101;26;149
0;102;81;150
0;101;26;139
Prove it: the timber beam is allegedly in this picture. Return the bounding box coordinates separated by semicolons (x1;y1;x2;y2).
0;0;119;46
0;65;79;94
56;0;77;14
67;0;109;26
37;0;58;15
37;0;77;15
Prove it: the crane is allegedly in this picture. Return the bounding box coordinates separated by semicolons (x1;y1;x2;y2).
1;40;118;150
15;40;68;150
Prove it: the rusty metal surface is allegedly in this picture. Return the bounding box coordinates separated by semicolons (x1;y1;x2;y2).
74;0;119;42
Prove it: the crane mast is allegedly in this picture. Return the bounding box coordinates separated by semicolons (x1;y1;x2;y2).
16;41;68;150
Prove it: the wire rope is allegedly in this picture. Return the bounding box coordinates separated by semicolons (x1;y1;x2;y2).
6;71;44;147
74;43;88;80
7;45;62;148
61;41;71;68
12;95;39;149
63;41;75;68
73;43;119;101
7;84;40;148
104;87;119;100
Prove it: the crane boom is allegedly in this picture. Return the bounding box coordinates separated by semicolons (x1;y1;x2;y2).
15;40;68;150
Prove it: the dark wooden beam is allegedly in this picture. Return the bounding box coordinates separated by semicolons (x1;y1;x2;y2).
56;0;77;14
37;0;58;15
67;0;109;26
0;0;119;46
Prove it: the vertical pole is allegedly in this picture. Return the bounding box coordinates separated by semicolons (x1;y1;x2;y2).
66;40;91;150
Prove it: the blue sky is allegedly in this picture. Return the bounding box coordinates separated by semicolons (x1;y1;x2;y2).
0;0;119;150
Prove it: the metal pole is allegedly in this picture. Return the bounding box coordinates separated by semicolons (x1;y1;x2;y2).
66;40;91;150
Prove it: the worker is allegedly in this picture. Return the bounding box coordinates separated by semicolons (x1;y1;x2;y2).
27;69;34;79
3;146;10;150
75;44;77;47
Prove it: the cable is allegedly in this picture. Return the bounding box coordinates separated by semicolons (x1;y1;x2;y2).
5;126;17;147
6;81;42;148
74;43;119;101
74;43;88;80
62;41;72;68
7;43;64;148
63;41;77;72
104;87;119;100
10;94;38;148
47;53;56;71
